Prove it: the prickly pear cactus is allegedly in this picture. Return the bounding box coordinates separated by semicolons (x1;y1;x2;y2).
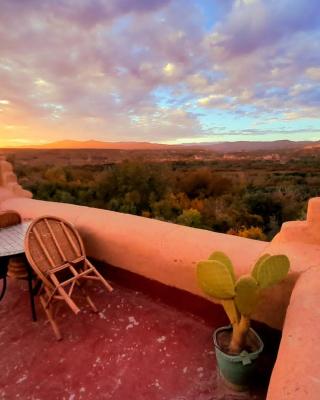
197;259;235;299
196;250;290;354
252;254;290;289
209;251;235;283
235;275;259;316
197;251;290;319
251;253;270;281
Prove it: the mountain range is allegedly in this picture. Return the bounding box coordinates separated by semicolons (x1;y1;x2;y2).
10;139;320;152
19;139;169;150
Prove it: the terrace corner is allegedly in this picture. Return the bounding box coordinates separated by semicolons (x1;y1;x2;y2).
1;158;320;399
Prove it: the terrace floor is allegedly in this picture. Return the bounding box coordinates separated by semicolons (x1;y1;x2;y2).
0;271;275;400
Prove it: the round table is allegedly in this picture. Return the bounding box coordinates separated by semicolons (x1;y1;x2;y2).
0;222;37;320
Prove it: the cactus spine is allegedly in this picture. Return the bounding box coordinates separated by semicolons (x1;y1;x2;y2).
197;252;290;354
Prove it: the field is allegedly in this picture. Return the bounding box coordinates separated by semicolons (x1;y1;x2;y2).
2;147;320;241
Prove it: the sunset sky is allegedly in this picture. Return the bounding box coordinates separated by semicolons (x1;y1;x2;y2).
0;0;320;146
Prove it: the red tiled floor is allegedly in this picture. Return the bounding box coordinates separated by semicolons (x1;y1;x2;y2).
0;277;267;400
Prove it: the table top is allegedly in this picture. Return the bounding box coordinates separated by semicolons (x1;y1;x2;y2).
0;222;31;257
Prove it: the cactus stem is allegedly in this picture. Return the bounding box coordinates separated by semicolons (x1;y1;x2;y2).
229;316;250;354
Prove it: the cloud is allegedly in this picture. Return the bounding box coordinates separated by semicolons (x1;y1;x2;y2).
306;67;320;81
208;0;320;58
0;0;319;143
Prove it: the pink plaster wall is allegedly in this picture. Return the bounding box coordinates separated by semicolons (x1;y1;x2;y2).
1;175;320;331
267;267;320;400
0;158;32;198
0;196;266;298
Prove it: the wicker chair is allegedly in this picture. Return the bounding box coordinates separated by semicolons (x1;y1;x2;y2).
24;215;113;340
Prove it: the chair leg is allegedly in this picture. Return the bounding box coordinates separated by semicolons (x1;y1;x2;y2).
76;281;98;313
39;295;62;341
85;260;113;292
50;274;81;315
84;293;98;313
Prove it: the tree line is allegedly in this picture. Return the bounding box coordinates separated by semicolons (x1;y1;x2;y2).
13;157;320;241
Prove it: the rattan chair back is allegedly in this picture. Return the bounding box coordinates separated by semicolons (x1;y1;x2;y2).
25;216;85;287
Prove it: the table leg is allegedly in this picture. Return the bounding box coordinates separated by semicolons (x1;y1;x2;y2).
0;256;9;302
0;276;7;301
26;264;37;321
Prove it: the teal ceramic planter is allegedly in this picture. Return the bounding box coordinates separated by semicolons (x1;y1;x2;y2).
213;325;264;390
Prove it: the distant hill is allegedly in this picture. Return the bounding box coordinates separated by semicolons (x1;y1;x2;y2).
303;143;320;150
19;139;170;150
9;138;320;152
191;140;317;152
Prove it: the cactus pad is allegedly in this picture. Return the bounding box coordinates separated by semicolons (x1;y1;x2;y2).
209;251;235;283
197;260;235;299
234;275;259;316
256;255;290;289
251;253;270;280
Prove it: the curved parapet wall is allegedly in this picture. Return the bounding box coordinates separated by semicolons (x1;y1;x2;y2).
0;158;319;331
0;156;32;199
0;196;267;294
267;267;320;400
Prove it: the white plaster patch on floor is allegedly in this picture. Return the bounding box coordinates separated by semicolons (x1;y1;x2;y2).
93;357;102;368
99;312;107;320
157;336;166;343
125;324;133;330
16;375;27;384
183;367;188;374
153;379;162;390
128;316;139;326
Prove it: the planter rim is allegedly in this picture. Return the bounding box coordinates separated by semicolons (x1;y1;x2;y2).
213;325;264;362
